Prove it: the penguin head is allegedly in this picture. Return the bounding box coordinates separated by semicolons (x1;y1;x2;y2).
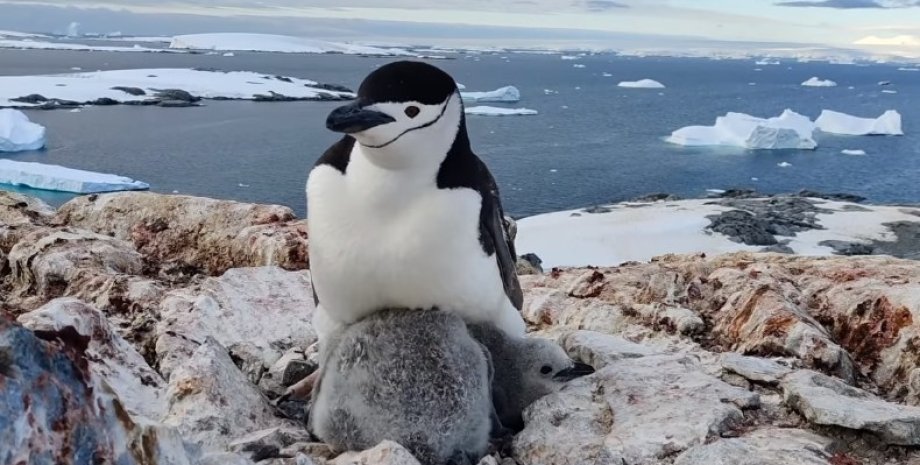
326;61;465;169
520;338;595;395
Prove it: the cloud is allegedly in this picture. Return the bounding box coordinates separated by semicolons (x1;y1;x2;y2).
776;0;919;8
854;34;920;46
582;0;629;11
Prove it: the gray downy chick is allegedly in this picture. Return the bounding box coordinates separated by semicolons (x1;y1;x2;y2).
309;308;495;465
467;323;595;431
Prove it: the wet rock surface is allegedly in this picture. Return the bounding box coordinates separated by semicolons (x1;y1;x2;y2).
4;190;920;465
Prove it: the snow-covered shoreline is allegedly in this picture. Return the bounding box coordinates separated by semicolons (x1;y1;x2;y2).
0;68;355;108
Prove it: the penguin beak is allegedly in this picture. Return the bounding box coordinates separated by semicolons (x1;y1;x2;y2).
326;101;396;134
553;362;595;381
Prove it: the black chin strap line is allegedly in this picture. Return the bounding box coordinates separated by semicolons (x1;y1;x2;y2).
363;97;452;149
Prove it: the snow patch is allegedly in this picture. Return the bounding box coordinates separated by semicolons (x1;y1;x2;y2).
0;68;354;107
815;110;903;136
667;109;817;150
169;33;413;56
802;77;837;87
465;106;537;116
618;79;665;89
0;159;149;193
460;86;520;103
0;109;46;152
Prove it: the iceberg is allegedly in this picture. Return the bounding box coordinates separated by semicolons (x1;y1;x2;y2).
666;109;817;150
755;59;780;65
0;68;354;108
618;79;665;89
560;55;580;60
841;149;867;156
169;33;413;56
460;86;520;103
0;109;46;152
882;90;898;94
1;110;44;152
802;77;837;87
815;110;903;136
465;106;537;116
0;159;148;193
573;64;586;68
778;161;792;167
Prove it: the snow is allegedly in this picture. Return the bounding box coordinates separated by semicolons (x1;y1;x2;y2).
841;149;867;156
0;68;354;107
0;159;148;193
666;109;817;150
96;36;172;43
516;198;920;268
618;79;665;89
0;39;178;53
460;86;521;103
802;77;837;87
815;110;903;136
169;33;413;56
465;106;538;116
0;109;46;152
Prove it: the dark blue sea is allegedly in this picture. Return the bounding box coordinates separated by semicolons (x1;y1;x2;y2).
1;48;918;217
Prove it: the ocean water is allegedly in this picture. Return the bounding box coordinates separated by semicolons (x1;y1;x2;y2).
1;49;918;218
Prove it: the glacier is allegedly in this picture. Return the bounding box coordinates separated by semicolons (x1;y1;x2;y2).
0;159;149;193
666;109;817;150
815;110;903;136
465;106;538;116
460;86;521;103
0;109;46;152
169;33;413;56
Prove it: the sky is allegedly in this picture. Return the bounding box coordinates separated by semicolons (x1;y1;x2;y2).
0;0;918;50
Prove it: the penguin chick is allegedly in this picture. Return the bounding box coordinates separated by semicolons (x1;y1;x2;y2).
467;324;595;432
310;308;494;465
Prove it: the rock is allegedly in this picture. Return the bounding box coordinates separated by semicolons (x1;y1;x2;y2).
630;303;705;335
582;205;613;214
633;192;682;202
258;348;313;398
158;99;198;108
111;86;147;96
156;266;317;381
229;427;315;461
261;455;320;465
281;442;338;462
673;428;836;465
707;210;778;246
330;441;423;465
0;190;54;226
560;330;659;368
198;453;257;465
512;353;759;465
516;253;543;275
782;370;920;445
153;88;200;102
0;315;195;465
818;240;874;256
162;338;289;450
795;190;866;203
54;192;309;275
17;298;167;420
720;353;792;385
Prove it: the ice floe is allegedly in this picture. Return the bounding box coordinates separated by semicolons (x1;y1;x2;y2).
618;79;666;89
898;67;919;72
573;64;586;68
0;159;148;193
460;86;521;103
0;109;46;152
801;77;837;87
0;68;354;108
755;59;781;65
666;109;817;150
841;149;867;156
815;110;903;136
465;106;537;116
516;198;920;268
778;162;792;167
168;33;413;56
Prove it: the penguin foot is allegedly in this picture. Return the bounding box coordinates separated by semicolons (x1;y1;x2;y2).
279;370;319;402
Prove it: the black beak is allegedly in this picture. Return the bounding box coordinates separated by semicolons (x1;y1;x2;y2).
553;362;595;381
326;101;396;134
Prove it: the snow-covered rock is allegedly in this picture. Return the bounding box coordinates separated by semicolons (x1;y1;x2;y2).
666;109;817;150
815;109;903;136
801;77;837;87
0;159;148;193
465;106;537;116
169;33;413;56
0;109;45;152
618;78;665;89
460;85;521;103
0;68;354;108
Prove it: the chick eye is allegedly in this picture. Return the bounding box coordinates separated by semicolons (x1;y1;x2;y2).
540;365;553;375
405;106;420;118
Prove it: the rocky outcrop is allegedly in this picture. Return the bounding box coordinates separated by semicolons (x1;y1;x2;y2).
54;192;309;275
5;190;920;465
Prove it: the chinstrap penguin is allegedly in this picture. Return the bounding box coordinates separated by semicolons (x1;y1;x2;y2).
468;323;595;431
306;60;527;342
309;308;496;465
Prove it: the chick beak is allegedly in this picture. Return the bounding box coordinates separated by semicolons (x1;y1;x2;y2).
553;362;595;381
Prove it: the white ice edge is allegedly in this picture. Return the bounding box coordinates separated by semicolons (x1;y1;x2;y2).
0;159;149;193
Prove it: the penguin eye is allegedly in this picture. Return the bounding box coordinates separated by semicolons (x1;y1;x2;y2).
404;106;420;118
540;365;553;375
